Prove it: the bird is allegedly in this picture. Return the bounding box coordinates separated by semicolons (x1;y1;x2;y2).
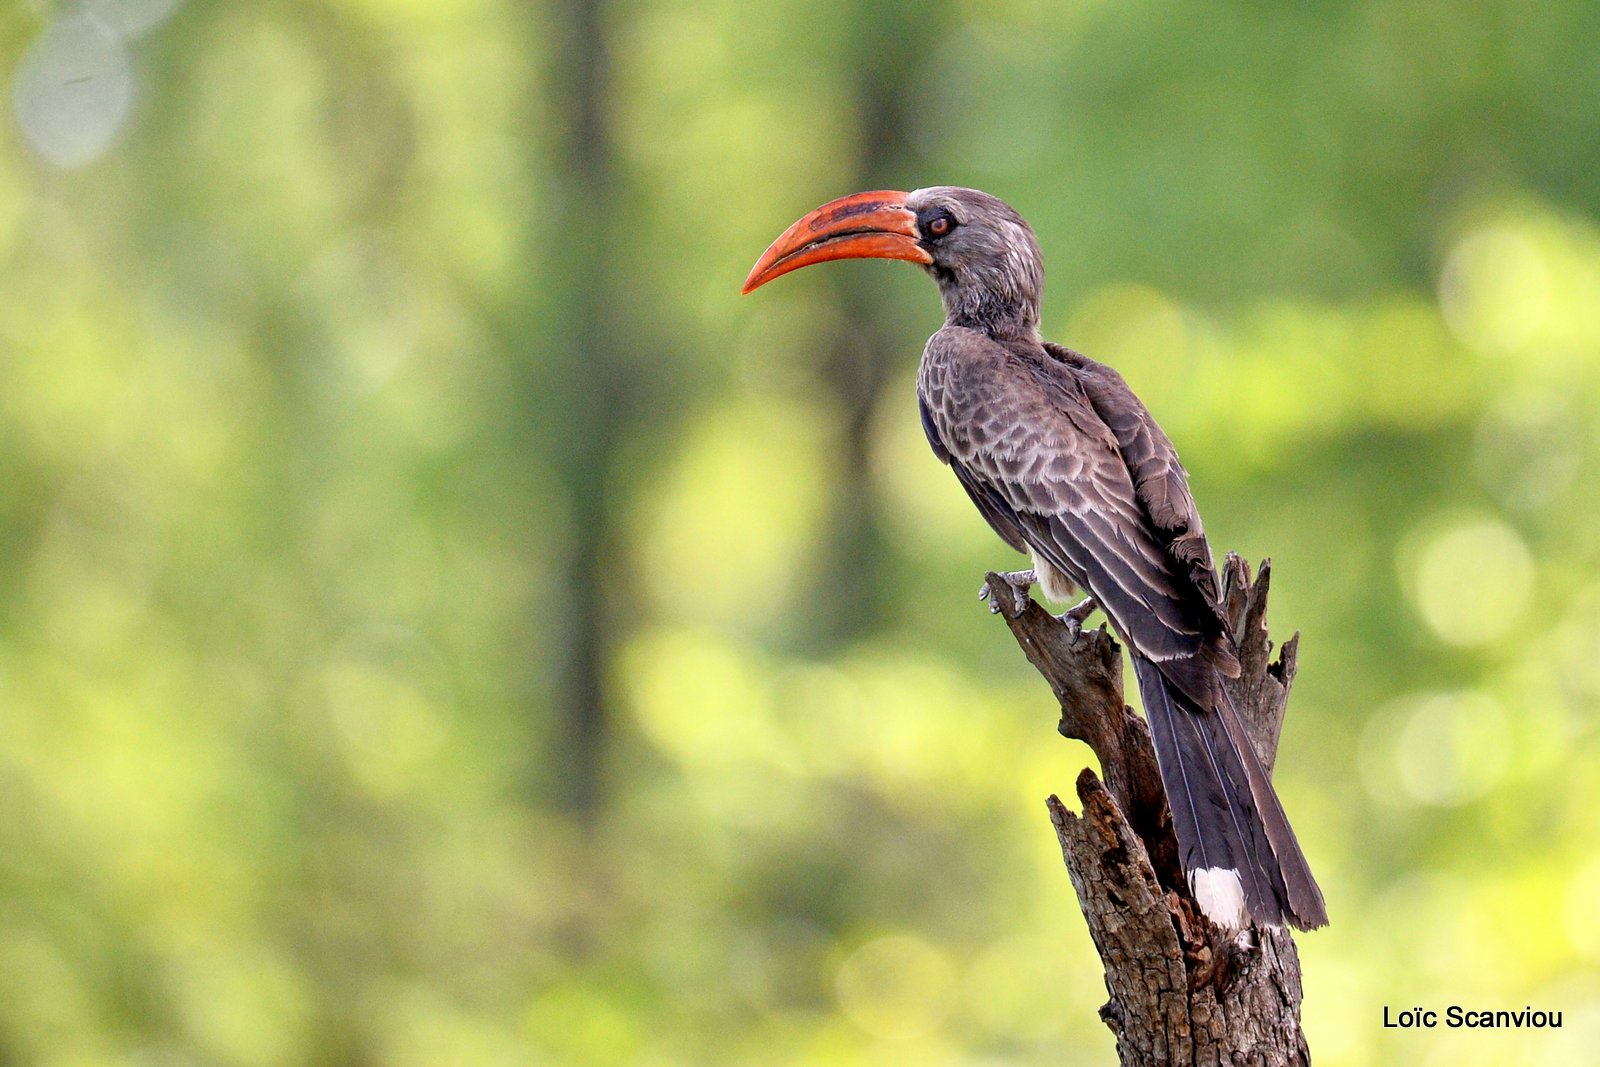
741;187;1327;932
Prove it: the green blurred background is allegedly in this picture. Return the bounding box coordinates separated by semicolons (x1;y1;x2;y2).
3;0;1599;1063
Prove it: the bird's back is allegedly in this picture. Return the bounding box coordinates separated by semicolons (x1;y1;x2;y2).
917;326;1234;703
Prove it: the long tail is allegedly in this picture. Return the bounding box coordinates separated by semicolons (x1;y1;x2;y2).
1132;655;1328;931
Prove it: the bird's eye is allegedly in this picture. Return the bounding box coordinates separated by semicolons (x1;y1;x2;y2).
927;214;954;237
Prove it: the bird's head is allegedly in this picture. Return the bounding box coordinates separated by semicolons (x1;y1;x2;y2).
742;186;1044;338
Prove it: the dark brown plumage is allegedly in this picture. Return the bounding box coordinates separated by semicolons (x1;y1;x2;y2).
744;186;1327;931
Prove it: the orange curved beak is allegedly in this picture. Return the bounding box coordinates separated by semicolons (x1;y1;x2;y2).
741;190;932;294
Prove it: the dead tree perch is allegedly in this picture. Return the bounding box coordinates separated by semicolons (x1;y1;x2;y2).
986;554;1311;1066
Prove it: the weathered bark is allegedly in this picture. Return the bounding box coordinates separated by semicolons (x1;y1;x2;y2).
987;554;1311;1066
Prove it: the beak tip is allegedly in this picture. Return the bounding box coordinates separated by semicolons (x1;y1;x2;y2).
742;190;920;297
741;265;774;295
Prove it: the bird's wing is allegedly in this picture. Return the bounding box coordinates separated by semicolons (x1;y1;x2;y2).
1043;342;1233;640
920;392;1030;553
920;329;1235;691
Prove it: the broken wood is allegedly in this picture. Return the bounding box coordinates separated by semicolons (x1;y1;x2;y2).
986;554;1312;1066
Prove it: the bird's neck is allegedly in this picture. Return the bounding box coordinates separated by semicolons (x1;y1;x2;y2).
935;268;1042;342
941;290;1041;342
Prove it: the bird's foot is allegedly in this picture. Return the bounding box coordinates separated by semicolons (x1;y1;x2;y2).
1056;596;1099;643
979;569;1036;619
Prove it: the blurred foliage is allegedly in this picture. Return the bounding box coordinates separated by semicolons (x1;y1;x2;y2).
2;0;1599;1064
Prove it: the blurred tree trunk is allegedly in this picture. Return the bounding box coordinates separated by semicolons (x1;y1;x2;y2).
537;0;626;818
989;556;1312;1066
807;5;945;646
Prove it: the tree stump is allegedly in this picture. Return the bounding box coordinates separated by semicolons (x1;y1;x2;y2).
986;554;1312;1066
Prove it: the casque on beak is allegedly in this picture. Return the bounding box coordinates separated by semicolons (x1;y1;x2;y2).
741;190;933;294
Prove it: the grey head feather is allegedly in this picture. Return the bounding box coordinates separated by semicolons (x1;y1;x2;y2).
907;186;1044;339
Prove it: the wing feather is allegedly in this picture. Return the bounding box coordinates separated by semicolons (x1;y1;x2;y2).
920;392;1029;553
1046;342;1231;628
918;328;1236;697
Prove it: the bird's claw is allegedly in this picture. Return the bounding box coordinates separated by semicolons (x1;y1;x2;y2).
980;570;1036;619
1056;597;1099;644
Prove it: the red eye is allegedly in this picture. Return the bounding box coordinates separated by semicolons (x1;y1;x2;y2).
928;216;951;236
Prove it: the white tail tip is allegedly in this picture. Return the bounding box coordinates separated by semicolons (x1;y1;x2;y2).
1189;867;1247;930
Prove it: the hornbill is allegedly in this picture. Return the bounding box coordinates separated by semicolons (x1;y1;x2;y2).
742;187;1327;931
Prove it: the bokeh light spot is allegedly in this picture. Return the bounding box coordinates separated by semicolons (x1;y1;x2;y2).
84;0;183;39
1394;692;1511;806
1405;516;1533;646
835;934;958;1041
632;397;840;629
1439;223;1553;355
12;11;134;168
1564;854;1600;963
622;626;780;771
